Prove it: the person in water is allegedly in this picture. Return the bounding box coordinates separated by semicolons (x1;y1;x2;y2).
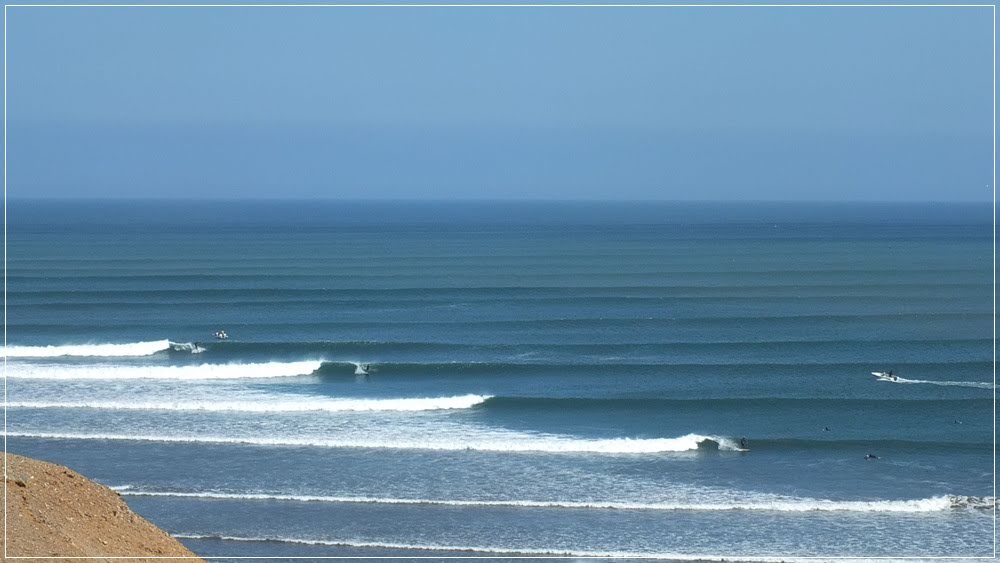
864;453;879;460
739;437;748;449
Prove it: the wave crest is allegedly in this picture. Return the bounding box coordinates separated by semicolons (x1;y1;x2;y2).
8;431;734;454
5;340;172;358
9;394;490;413
115;489;991;513
7;361;323;380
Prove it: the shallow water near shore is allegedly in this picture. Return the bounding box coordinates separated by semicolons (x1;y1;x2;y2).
6;200;995;558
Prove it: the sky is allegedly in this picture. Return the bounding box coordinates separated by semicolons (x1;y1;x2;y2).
4;5;995;201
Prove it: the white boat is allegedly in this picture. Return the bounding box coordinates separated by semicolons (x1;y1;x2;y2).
871;371;897;381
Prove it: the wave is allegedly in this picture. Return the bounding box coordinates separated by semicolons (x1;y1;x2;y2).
169;342;205;354
173;533;979;561
8;394;490;413
480;396;992;411
5;339;172;358
877;377;995;389
8;431;739;454
6;360;323;380
11;283;988;301
171;533;697;559
114;488;995;513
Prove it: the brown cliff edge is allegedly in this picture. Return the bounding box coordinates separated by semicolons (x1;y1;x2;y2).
2;453;203;562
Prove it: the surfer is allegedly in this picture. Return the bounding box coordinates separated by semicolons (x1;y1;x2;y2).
823;427;831;432
864;453;879;460
739;437;748;450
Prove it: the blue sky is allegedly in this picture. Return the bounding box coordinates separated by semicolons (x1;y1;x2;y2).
5;6;994;200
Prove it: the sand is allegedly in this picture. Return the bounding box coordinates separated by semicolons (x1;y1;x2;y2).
2;453;203;562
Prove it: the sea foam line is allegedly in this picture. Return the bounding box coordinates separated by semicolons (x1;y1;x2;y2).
114;488;990;513
6;361;324;380
5;339;173;358
8;431;737;454
9;394;490;413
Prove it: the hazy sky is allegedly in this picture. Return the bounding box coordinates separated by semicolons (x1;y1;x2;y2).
5;6;994;200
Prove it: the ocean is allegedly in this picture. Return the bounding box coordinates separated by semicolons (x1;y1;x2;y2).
5;200;995;559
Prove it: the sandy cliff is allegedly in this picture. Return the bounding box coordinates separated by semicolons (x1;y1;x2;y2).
3;453;203;562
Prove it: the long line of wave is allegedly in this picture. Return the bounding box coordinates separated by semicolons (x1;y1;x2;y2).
8;394;490;412
171;534;972;561
5;339;175;358
113;488;995;513
6;431;740;454
7;361;323;380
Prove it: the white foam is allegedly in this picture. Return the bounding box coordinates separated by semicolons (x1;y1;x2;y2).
9;394;490;413
5;340;172;358
7;430;734;454
116;488;964;513
6;361;323;380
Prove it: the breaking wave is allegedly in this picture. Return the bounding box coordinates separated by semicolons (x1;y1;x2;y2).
5;339;173;358
9;394;490;413
169;341;205;354
6;361;324;380
8;431;738;454
115;488;995;513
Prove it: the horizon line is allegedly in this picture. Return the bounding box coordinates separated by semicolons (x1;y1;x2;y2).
3;197;994;204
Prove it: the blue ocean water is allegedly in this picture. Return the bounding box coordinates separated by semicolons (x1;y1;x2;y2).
5;200;995;559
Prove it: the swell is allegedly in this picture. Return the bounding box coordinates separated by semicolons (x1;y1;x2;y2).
479;396;994;411
172;533;758;559
7;269;985;282
10;396;989;413
115;489;996;512
11;311;989;329
169;338;991;357
169;533;993;560
7;283;989;301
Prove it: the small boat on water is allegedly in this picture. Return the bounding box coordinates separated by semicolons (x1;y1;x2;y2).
871;371;897;382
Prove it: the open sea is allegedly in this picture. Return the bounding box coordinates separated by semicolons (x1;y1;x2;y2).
5;200;996;560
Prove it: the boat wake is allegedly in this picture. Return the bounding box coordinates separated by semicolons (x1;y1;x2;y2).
878;377;994;389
